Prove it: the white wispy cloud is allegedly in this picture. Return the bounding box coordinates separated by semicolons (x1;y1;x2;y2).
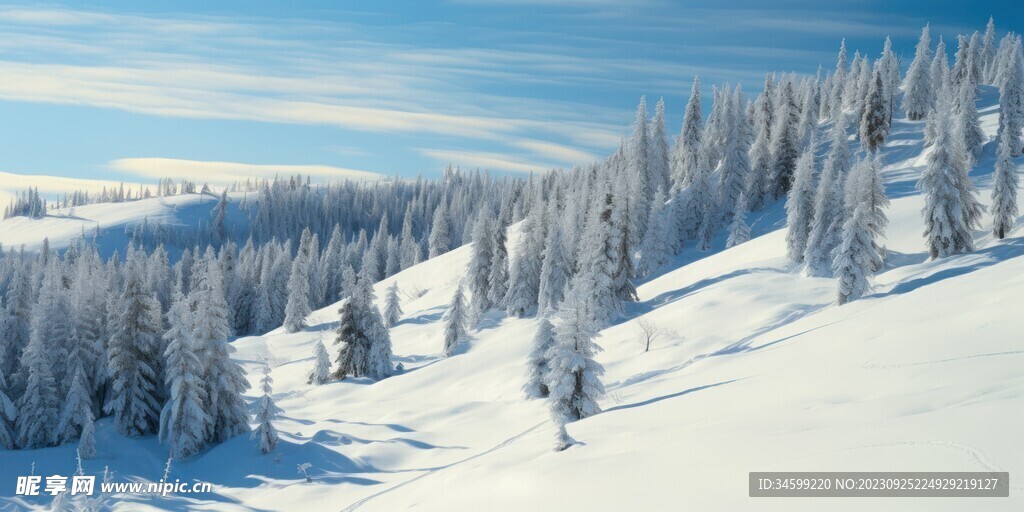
107;158;389;184
418;149;559;174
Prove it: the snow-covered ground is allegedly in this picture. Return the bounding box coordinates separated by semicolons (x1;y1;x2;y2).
0;87;1022;511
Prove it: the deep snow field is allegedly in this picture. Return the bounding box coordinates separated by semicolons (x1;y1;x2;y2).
0;87;1021;511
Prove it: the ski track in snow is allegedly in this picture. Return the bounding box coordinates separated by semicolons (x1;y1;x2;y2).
339;421;548;512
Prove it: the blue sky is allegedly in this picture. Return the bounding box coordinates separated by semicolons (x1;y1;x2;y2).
0;0;1019;185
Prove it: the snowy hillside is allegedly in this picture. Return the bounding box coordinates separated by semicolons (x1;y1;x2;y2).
1;83;1020;512
0;191;242;258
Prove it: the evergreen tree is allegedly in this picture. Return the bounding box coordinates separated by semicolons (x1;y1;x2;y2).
383;281;403;327
725;193;752;248
718;85;752;220
627;96;652;243
671;76;703;191
638;187;672;277
0;368;15;449
522;315;556;399
954;75;985;167
537;204;572;312
991;133;1019;239
105;260;162;437
78;412;96;459
283;234;314;333
833;202;881;304
442;285;468;357
649;97;672;195
997;42;1024;157
428;206;452;258
466;209;494;322
55;365;93;445
547;273;605;423
159;293;209;461
860;68;888;152
921;97;978;258
333;272;394;380
785;142;818;263
486;217;510;309
308;340;332;385
505;199;545;318
16;319;60;448
903;24;934;120
804;117;852;276
769;81;800;198
251;365;280;454
399;205;421;270
191;254;250;443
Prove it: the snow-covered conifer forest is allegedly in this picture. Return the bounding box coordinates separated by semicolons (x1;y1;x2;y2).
1;13;1023;512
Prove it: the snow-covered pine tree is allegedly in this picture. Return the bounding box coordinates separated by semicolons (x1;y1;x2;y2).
860;67;889;152
104;257;162;437
308;339;332;384
78;412;96;459
428;204;452;258
804;116;852;277
718;85;752;221
982;17;998;83
16;313;60;448
442;284;468;357
505;194;546;317
833;198;882;305
785;141;818;263
159;293;209;461
903;24;934;120
283;232;315;333
638;187;672;277
921;95;978;258
649;97;671;196
190;253;250;443
466;208;494;323
769;81;801;199
399;204;421;270
627;97;652;246
746;103;774;211
925;37;950;146
796;81;819;149
251;365;280;454
383;281;403;327
537;202;572;312
0;368;17;449
997;41;1024;157
55;364;93;445
954;73;985;167
333;271;394;380
522;315;556;399
547;272;605;422
726;192;752;248
991;132;1019;239
332;299;362;380
671;76;703;191
486;216;510;309
878;36;902;125
829;40;849;119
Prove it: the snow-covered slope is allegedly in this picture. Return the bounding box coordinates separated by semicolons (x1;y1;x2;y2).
0;191;241;258
1;87;1022;512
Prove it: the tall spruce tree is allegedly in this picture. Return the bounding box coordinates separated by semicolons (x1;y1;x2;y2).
383;281;403;327
251;365;280;454
785;142;818;263
903;24;934;120
547;273;605;423
159;293;209;461
671;76;703;191
991;133;1020;239
523;315;556;399
804;117;852;276
921;96;978;258
442;285;468;357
